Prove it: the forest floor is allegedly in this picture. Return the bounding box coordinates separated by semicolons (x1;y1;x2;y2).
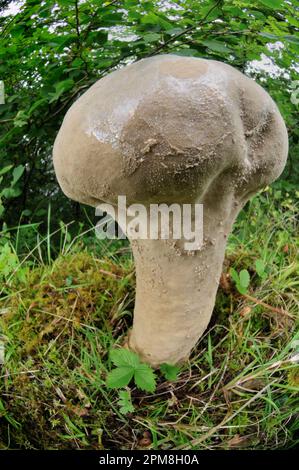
0;185;298;450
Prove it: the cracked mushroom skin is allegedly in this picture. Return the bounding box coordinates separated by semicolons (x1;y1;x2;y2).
53;54;288;366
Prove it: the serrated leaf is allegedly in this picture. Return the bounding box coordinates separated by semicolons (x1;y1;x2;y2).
106;367;134;389
134;364;156;393
110;348;140;368
239;269;250;289
118;390;134;415
160;363;180;381
108;348;156;392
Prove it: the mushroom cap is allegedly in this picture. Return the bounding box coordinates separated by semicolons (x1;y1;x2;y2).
53;54;288;206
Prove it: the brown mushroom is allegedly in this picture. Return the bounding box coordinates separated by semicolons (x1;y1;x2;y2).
53;55;288;366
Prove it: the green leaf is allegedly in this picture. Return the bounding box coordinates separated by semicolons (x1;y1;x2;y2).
284;35;299;45
110;348;140;368
259;32;279;40
160;363;180;381
166;27;184;36
134;364;156;393
230;267;239;284
143;33;161;43
141;12;173;30
239;269;250;289
255;259;266;278
202;40;232;54
28;98;48;115
173;49;199;57
200;3;222;21
14;110;28;127
237;284;247;295
107;348;156;392
230;268;250;294
12;165;25;186
118;390;134;415
259;33;299;45
21;209;31;216
0;165;13;176
49;79;74;104
258;0;283;9
1;187;22;199
65;275;73;287
106;367;134;389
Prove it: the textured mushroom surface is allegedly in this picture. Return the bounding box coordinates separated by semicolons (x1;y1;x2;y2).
53;54;288;366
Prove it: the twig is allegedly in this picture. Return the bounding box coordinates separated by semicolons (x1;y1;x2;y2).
242;293;292;318
146;0;223;57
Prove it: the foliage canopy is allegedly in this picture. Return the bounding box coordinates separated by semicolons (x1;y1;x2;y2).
0;0;298;228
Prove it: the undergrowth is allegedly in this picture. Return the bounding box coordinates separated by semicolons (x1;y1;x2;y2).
0;186;298;450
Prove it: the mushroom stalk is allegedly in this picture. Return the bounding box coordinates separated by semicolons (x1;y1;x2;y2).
128;197;238;366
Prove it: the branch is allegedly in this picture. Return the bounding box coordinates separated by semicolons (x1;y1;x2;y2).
146;0;223;57
74;0;80;39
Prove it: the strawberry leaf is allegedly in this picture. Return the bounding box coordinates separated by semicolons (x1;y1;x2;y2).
160;363;180;381
106;367;134;389
110;348;140;368
134;364;157;393
118;390;134;415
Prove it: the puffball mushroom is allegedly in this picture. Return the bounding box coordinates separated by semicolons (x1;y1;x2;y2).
53;54;288;366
